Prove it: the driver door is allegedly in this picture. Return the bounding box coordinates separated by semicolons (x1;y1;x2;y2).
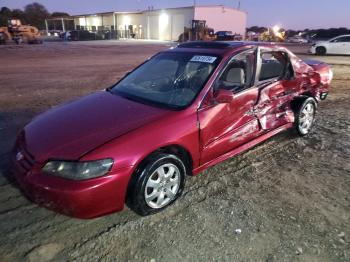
329;36;350;54
198;49;261;165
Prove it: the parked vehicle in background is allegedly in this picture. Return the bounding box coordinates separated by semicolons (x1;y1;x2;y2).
215;31;234;41
47;30;62;37
0;19;42;44
67;30;97;41
179;20;215;42
286;36;308;43
310;34;350;55
215;31;243;41
12;42;333;218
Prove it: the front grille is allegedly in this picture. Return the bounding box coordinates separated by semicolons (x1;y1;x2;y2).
16;145;36;173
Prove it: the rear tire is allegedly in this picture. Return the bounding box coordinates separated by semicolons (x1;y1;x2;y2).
294;97;317;136
316;46;326;55
127;153;186;216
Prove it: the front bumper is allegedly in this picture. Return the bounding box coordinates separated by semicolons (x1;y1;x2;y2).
11;156;133;219
309;46;316;54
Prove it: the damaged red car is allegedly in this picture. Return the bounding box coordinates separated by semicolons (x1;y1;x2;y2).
12;42;333;218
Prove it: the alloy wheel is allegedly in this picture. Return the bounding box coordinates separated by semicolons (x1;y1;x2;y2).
298;103;315;134
144;163;180;209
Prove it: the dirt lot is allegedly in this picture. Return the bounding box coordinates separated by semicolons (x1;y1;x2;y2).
0;41;349;262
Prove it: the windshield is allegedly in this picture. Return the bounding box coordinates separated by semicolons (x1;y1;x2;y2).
110;52;221;109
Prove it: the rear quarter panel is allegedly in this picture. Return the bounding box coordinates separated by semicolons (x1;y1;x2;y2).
289;52;331;100
301;59;332;99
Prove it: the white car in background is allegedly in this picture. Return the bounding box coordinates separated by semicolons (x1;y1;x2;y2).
310;34;350;55
286;36;308;44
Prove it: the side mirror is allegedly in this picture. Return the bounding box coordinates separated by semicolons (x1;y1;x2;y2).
215;88;234;104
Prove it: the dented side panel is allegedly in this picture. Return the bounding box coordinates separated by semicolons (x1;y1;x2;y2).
255;81;296;130
198;88;261;165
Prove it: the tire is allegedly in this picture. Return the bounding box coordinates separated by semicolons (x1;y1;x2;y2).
294;97;317;136
127;153;186;216
316;46;326;55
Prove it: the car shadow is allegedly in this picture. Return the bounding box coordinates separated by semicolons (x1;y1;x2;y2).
0;110;37;186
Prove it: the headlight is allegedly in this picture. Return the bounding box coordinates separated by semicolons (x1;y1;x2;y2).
42;159;113;180
328;68;333;83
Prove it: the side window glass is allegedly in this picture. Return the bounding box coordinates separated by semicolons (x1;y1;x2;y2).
331;37;350;43
341;37;350;42
259;51;287;81
216;50;255;92
333;37;343;43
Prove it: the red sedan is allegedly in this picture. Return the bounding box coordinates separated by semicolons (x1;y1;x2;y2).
12;42;332;218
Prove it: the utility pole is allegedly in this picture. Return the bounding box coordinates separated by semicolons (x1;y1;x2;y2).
45;19;49;34
237;1;241;10
61;18;65;32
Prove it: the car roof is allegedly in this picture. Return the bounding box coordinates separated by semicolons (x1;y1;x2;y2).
333;34;350;37
173;41;279;56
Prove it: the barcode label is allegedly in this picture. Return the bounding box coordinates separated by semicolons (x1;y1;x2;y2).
190;55;217;64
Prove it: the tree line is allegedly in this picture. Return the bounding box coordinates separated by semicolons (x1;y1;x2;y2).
0;2;69;30
1;2;348;38
247;26;350;39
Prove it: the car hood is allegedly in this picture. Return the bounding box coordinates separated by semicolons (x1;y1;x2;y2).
315;41;329;45
23;91;171;163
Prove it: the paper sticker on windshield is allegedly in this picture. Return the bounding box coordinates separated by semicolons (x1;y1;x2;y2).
190;55;217;64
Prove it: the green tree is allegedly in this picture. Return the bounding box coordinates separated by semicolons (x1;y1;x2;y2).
246;26;268;34
51;12;70;18
0;7;12;26
11;9;26;23
24;2;49;29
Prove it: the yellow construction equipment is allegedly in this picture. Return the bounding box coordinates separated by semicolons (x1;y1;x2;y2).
0;27;12;44
0;19;42;44
179;20;216;42
260;26;285;42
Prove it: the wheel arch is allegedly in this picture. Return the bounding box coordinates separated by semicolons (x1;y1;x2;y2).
315;45;327;55
125;144;193;205
291;94;318;113
133;144;193;177
292;96;318;136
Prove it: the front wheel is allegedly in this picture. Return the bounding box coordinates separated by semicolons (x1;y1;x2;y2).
294;97;317;136
316;46;326;55
127;153;186;216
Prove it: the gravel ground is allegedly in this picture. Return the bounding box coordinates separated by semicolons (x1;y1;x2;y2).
0;41;349;262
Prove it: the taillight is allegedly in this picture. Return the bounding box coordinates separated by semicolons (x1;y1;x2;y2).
328;68;333;84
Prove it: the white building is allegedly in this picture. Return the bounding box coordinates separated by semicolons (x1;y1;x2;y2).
72;5;247;41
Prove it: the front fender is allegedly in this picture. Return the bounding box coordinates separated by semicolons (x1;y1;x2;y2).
80;110;200;172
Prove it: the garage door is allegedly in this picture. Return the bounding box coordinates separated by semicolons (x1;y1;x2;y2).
148;15;159;39
171;14;185;41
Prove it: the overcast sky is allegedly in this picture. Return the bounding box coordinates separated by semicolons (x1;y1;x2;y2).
1;0;349;30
